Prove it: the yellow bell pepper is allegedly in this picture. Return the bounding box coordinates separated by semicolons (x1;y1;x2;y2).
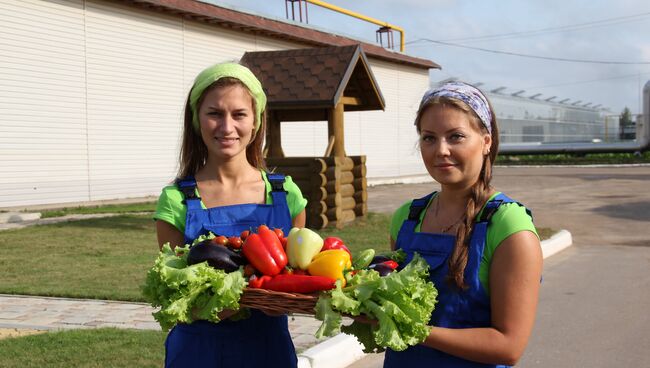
307;249;352;287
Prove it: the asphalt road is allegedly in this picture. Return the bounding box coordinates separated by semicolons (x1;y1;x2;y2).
352;165;650;368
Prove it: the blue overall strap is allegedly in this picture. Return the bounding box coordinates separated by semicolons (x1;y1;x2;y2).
267;173;286;192
401;192;436;235
176;177;202;211
266;172;288;205
477;193;532;224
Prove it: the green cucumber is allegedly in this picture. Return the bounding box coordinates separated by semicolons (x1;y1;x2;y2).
352;248;376;269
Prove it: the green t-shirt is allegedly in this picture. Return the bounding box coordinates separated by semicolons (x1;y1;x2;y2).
154;171;307;232
389;192;537;293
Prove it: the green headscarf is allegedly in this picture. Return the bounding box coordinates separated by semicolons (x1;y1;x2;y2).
189;62;266;133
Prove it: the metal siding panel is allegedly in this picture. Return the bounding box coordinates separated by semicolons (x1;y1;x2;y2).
281;121;328;157
358;61;400;179
183;21;258;91
0;0;432;208
396;66;429;177
0;0;88;208
85;0;183;201
255;36;302;51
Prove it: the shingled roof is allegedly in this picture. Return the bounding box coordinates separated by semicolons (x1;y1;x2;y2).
126;0;439;70
241;45;384;111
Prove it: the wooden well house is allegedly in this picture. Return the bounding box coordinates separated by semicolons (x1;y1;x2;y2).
241;45;385;229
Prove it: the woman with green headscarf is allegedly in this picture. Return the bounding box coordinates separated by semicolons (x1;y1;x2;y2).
153;62;307;367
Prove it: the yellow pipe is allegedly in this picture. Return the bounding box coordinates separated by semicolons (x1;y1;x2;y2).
305;0;405;52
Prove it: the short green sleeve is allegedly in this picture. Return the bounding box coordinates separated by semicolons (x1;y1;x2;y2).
478;198;538;293
390;200;414;241
153;185;187;232
481;202;538;268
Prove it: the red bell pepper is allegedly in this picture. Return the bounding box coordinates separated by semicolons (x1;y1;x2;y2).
242;227;288;276
248;275;271;289
382;260;399;270
322;236;351;257
254;274;336;293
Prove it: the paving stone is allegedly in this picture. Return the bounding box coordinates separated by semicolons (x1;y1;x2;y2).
0;311;29;319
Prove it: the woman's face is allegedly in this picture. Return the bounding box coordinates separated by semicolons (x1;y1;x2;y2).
419;104;491;191
198;84;255;162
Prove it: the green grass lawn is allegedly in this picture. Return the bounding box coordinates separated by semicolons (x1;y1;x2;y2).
0;328;165;368
40;202;157;218
0;210;553;364
0;213;393;301
0;211;551;301
0;215;159;301
496;151;650;165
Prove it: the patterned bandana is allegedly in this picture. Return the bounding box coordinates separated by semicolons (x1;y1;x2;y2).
419;81;492;133
189;63;266;134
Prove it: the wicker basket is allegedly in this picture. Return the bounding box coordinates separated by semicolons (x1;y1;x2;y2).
239;288;319;315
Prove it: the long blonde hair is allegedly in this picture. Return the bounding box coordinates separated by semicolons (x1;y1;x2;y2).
415;94;499;289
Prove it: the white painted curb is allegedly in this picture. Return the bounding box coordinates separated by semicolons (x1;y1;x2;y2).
298;333;365;368
299;230;573;368
541;229;573;259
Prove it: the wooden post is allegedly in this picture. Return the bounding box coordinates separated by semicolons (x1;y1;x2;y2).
328;103;346;157
266;111;285;157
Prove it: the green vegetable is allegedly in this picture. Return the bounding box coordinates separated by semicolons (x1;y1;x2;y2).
377;249;407;265
352;248;375;269
286;227;324;269
142;243;247;331
314;253;437;352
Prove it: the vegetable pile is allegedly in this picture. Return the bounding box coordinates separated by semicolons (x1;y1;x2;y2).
314;253;437;352
141;242;247;331
142;226;437;352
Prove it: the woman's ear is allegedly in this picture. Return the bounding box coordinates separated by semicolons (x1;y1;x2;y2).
483;134;492;155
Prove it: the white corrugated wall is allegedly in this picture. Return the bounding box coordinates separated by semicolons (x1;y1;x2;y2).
0;0;430;208
0;0;88;206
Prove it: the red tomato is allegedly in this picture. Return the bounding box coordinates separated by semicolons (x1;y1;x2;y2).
243;264;257;277
227;236;243;249
279;236;288;250
240;230;250;241
258;225;270;232
273;228;284;239
212;235;228;247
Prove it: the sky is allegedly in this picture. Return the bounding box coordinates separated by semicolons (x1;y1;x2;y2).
210;0;650;115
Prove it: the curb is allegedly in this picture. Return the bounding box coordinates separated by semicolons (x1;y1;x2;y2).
300;230;573;368
540;229;573;258
298;333;365;368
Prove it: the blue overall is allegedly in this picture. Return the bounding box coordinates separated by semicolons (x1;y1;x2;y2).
164;173;297;368
384;192;527;368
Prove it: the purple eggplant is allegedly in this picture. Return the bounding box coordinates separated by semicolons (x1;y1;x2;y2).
368;263;394;277
187;239;246;272
370;255;392;265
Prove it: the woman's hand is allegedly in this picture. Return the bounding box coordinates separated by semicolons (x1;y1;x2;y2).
217;309;240;320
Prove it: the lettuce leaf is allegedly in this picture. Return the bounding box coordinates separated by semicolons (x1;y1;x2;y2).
142;243;247;331
314;253;438;352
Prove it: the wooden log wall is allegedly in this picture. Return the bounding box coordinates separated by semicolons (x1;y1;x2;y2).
266;155;367;229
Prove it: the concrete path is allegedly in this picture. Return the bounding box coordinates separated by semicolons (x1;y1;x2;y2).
0;294;323;354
